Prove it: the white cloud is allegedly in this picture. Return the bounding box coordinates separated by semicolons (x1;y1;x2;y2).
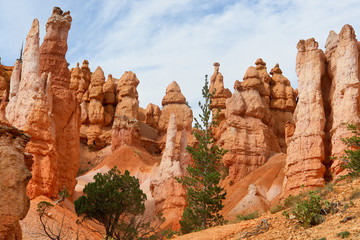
1;0;360;119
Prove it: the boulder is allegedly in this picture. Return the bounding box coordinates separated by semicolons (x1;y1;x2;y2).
0;125;32;240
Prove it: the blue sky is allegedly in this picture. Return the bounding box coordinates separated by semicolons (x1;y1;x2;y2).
1;0;360;118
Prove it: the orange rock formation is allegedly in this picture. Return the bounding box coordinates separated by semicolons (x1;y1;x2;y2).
39;7;81;197
0;125;32;240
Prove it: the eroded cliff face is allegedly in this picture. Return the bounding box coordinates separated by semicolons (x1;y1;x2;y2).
0;125;32;240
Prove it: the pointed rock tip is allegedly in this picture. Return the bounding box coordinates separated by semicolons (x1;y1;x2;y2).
28;19;39;37
270;63;282;75
339;24;356;41
166;81;182;93
255;58;266;66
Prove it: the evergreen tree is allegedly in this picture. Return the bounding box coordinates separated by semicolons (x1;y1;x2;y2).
74;167;147;239
176;75;227;234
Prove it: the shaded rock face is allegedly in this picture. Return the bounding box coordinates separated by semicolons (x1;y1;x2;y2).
284;38;326;196
0;63;11;103
268;63;298;153
220;66;282;183
150;114;187;229
39;7;80;197
0;125;32;240
222;153;286;220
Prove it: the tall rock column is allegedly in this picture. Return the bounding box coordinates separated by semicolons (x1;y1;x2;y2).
284;39;326;196
6;19;42;129
39;7;80;195
87;67;105;146
111;71;140;150
5;60;21;124
268;63;297;152
325;25;360;175
0;125;32;240
209;62;231;140
150;114;187;229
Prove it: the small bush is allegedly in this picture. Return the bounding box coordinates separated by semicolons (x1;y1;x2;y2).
336;231;350;238
349;188;360;200
236;211;259;222
292;192;324;228
270;205;283;214
284;194;304;208
340;123;360;177
161;229;179;239
282;210;290;219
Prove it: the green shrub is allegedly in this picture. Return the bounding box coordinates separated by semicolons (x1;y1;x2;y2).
292;191;324;228
236;211;259;222
336;231;350;238
270;205;283;214
284;193;304;208
340;123;360;177
349;188;360;200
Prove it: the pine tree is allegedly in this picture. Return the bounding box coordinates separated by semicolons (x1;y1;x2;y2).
177;75;227;234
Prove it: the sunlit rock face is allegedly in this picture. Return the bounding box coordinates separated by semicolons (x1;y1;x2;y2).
220;66;282;183
39;7;80;197
6;7;79;199
284;38;327;196
158;81;193;150
0;125;32;240
209;62;232;141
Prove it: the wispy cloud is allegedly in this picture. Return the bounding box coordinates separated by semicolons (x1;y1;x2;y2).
1;0;360;118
